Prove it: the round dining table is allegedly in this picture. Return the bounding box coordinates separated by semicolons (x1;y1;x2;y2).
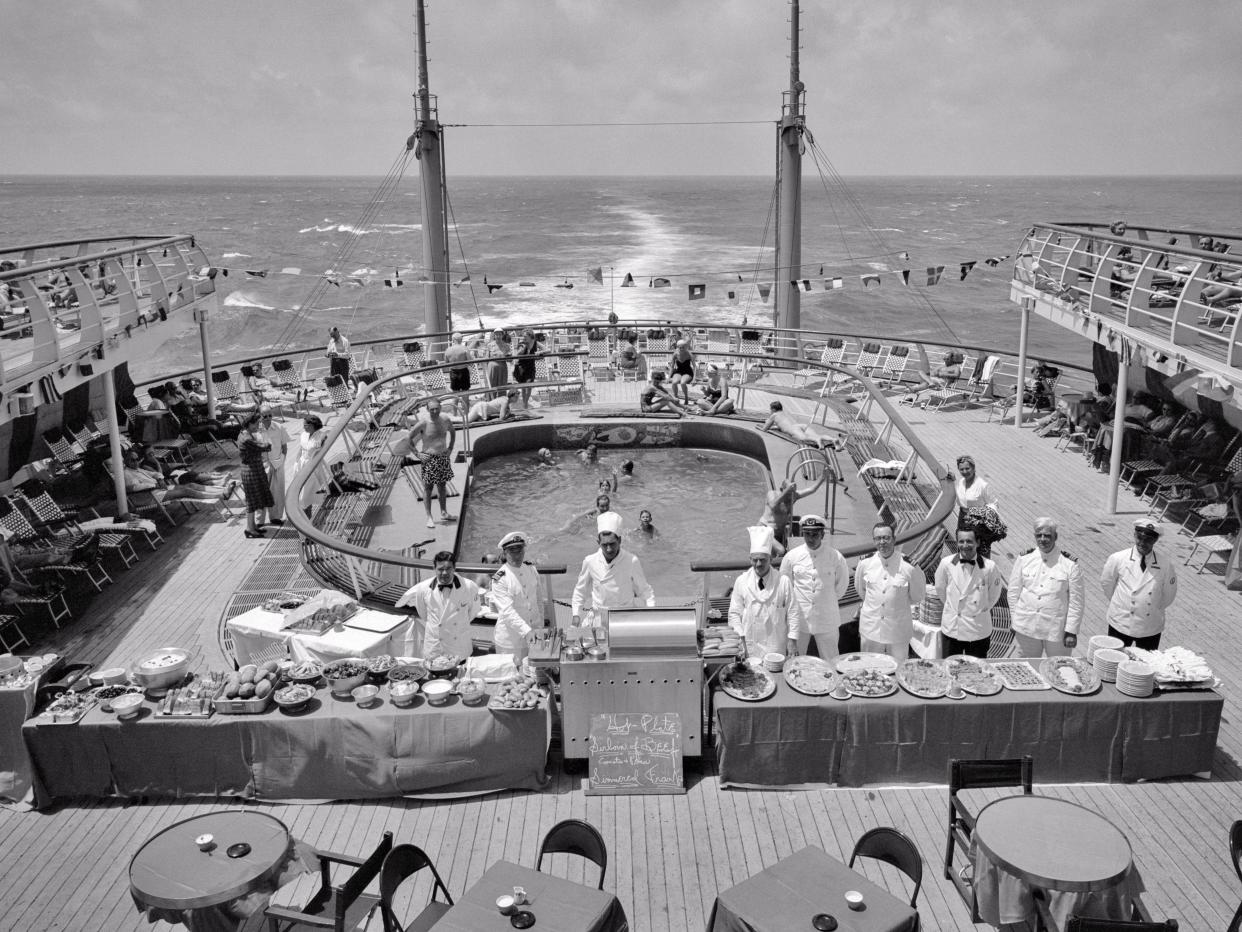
971;794;1142;928
130;810;312;932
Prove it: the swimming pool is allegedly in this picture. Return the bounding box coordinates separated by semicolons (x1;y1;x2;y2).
456;422;772;598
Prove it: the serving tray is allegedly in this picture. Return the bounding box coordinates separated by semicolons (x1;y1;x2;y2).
993;660;1052;691
784;656;837;696
719;663;777;702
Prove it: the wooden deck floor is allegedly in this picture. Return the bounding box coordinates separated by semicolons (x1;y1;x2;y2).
1;384;1239;932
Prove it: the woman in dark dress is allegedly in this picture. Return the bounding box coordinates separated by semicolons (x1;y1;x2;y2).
486;329;512;400
238;413;273;538
511;329;541;409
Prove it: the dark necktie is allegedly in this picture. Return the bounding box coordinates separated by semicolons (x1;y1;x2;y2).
1139;555;1147;571
757;575;766;590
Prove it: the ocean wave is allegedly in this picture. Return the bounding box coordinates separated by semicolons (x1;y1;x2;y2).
375;223;422;233
221;252;251;258
221;290;276;311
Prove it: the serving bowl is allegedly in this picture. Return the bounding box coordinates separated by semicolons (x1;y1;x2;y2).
92;667;129;687
389;681;420;707
352;684;380;706
322;659;368;696
427;655;461;679
387;662;429;684
763;652;786;673
365;654;397;682
112;693;145;719
422;680;453;705
286;660;323;685
0;655;22;678
131;648;191;691
273;683;315;712
458;677;488;706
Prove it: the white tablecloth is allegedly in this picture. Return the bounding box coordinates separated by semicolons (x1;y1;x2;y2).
226;606;409;665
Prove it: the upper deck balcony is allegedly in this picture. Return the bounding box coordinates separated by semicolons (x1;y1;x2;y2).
0;234;215;425
1010;222;1242;379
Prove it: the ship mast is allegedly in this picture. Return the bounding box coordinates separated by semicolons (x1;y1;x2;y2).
414;0;451;347
774;0;805;333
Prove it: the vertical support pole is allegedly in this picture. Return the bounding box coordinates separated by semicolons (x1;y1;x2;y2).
198;295;217;419
102;371;129;517
1107;357;1130;514
1013;299;1031;427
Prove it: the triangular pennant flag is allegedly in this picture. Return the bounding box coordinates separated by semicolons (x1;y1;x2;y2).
801;280;812;292
926;266;944;286
621;273;635;287
818;265;824;276
588;267;603;284
652;277;671;288
207;267;219;280
454;275;470;286
758;283;771;302
831;277;843;290
960;261;976;281
984;257;999;267
727;290;738;303
487;283;503;294
900;270;910;286
688;284;706;300
383;278;404;288
861;273;881;288
279;267;301;276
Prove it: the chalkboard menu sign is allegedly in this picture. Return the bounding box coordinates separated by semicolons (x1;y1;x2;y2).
586;712;685;796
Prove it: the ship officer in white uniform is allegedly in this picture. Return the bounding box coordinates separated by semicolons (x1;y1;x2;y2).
778;514;848;658
396;550;484;658
729;525;802;659
1008;517;1084;658
853;522;927;658
490;530;545;659
1100;517;1179;650
571;512;655;626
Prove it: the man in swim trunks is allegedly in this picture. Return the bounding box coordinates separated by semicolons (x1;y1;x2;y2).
759;470;827;556
443;332;473;415
408;398;456;528
760;401;844;450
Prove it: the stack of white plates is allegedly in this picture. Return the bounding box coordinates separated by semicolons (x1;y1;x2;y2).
1088;635;1124;663
1116;660;1156;698
1093;648;1128;683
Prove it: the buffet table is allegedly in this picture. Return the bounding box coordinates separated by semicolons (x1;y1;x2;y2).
0;672;42;809
714;674;1222;787
23;689;550;809
226;604;409;666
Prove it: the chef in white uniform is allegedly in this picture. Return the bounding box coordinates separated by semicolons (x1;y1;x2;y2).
1100;517;1178;649
934;526;1004;658
778;514;849;657
853;522;927;657
490;530;545;659
1008;517;1084;658
571;512;654;626
396;550;483;658
728;525;802;659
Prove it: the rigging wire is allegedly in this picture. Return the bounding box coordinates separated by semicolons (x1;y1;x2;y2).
443;186;485;330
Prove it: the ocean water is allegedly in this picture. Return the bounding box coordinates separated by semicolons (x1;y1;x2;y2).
3;174;1240;382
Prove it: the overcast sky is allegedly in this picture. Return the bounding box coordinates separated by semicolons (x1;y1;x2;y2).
3;0;1240;176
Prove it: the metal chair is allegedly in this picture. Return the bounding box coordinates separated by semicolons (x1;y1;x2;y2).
266;831;392;932
848;826;923;908
536;818;607;890
1228;820;1242;932
0;614;30;652
944;755;1033;921
378;844;454;932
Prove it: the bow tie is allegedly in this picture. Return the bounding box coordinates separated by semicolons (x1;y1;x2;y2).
437;583;454;591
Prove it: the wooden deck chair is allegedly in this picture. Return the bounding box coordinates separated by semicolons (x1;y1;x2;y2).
845;342;885;399
587;336;612;379
0;614;30;653
876;345;912;389
16;486;143;565
210;369;241;408
69;422;96;451
555;353;587;402
794;338;846;387
42;428;83;474
323;374;354;411
645;330;669;354
920;354;977;411
419;363;447;395
401;341;425;369
0;497;113;592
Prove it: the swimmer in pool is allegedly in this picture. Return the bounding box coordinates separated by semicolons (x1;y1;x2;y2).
579;442;599;464
559;493;615;536
636;509;657;538
534;447;557;467
598;460;635;494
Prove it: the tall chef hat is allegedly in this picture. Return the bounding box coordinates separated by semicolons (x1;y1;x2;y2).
747;525;775;555
498;530;528;550
597;512;624;537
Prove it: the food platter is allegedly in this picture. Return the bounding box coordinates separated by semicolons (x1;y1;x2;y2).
783;656;838;696
487;678;548;710
719;663;777;702
1124;646;1215;686
841;669;897;698
834;652;899;675
1040;656;1101;696
39;691;98;724
944;656;1004;696
992;661;1052;691
897;659;952;699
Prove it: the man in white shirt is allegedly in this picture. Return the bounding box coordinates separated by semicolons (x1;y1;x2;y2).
934;527;1004;658
730;525;802;659
326;326;351;382
778;514;848;658
490;530;545;659
1100;517;1178;649
1008;517;1084;658
396;551;483;658
259;407;290;523
853;522;926;658
571;512;655;626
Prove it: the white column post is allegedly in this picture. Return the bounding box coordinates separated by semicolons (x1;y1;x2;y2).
102;372;129;517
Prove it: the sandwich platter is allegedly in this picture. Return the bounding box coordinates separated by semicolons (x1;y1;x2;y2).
897;659;952;699
783;656;838;696
944;655;1004;696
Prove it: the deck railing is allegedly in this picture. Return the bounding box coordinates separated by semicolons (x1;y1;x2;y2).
1012;221;1242;371
0;234;215;420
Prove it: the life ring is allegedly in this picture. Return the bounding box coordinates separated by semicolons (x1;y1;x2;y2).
1110;221;1127;237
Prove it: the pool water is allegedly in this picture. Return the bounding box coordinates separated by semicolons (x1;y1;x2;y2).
456;447;770;598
